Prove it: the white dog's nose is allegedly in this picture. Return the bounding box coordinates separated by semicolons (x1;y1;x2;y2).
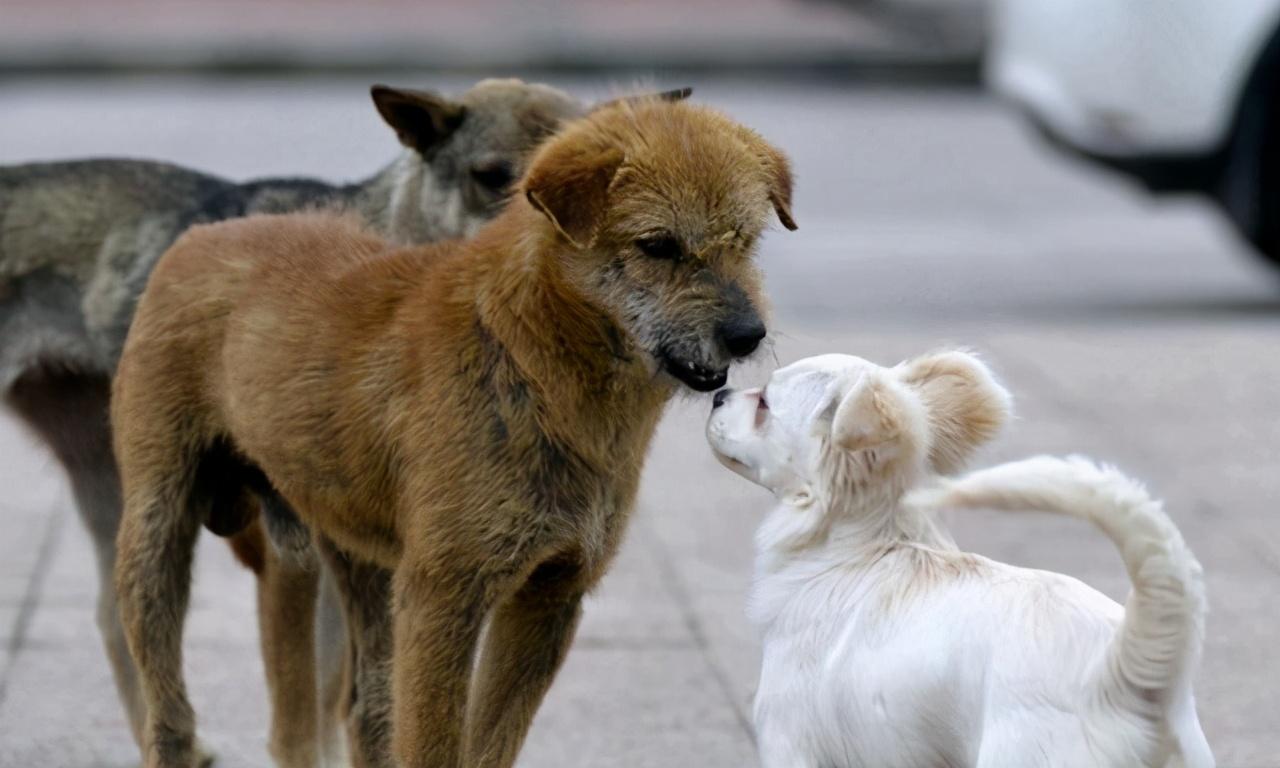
713;389;732;409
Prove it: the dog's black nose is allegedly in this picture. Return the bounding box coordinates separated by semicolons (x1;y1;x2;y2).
720;319;767;358
713;389;731;409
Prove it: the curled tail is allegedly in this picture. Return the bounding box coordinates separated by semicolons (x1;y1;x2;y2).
908;455;1212;767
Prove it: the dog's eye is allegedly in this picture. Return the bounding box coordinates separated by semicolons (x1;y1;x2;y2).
635;235;682;261
471;163;515;193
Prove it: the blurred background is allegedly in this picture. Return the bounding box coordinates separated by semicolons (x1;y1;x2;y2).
2;1;1278;766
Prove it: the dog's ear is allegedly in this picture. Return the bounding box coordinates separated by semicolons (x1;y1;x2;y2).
829;373;904;453
896;350;1011;474
523;142;626;248
371;85;467;156
758;141;797;231
593;87;693;112
736;128;797;231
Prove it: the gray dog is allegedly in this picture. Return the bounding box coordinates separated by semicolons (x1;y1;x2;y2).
0;78;583;767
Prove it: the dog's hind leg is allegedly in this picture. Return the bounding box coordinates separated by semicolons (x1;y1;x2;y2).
114;417;209;768
466;558;587;768
318;538;394;768
229;518;323;768
756;724;821;768
314;568;351;768
6;370;149;750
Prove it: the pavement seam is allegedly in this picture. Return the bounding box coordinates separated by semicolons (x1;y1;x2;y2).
634;520;757;746
0;494;67;706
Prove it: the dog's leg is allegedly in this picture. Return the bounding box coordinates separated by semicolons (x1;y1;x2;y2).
317;539;393;768
314;567;351;768
756;724;819;768
390;557;500;768
82;461;152;750
6;372;151;752
115;454;205;768
466;560;586;768
230;519;323;768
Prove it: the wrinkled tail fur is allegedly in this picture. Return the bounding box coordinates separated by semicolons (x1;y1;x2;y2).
908;455;1213;768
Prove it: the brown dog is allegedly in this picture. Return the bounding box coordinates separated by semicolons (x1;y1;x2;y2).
2;77;585;768
112;94;796;768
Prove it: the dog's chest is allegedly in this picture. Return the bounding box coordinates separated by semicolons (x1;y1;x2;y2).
481;348;659;514
490;420;650;565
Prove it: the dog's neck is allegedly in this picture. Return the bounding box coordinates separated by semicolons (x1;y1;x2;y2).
350;152;466;245
458;205;671;462
750;469;956;628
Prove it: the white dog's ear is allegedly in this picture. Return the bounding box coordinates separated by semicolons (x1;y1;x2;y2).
829;373;903;453
896;350;1011;474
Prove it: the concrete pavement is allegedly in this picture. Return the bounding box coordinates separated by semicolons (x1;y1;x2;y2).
1;76;1278;767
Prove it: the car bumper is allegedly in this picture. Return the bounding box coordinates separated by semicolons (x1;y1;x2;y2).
1013;100;1222;194
986;0;1278;160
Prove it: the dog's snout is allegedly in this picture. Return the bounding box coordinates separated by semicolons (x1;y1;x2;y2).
719;318;767;358
713;389;732;409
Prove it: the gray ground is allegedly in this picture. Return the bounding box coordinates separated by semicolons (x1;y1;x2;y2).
1;76;1277;767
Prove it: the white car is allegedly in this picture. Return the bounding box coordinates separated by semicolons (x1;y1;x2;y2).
987;0;1280;265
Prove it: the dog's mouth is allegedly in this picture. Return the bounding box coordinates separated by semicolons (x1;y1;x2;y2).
659;350;728;392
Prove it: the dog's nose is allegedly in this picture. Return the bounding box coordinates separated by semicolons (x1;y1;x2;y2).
720;319;767;358
712;389;732;409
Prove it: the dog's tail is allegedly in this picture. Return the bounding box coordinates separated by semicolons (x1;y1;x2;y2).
907;455;1212;767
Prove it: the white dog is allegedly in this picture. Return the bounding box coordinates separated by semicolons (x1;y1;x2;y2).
705;351;1212;768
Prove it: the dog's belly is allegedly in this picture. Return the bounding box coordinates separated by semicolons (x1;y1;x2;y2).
225;420;404;565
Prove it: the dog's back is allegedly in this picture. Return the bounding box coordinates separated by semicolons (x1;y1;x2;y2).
0;159;232;384
0;158;356;388
912;455;1213;767
0;159;228;283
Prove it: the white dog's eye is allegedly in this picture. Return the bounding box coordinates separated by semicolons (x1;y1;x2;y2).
755;390;769;427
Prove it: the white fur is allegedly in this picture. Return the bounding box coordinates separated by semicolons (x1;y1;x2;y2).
706;353;1212;768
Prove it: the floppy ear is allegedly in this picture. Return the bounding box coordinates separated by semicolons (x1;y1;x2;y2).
736;128;797;231
523;142;625;248
896;350;1011;474
371;84;467;156
758;141;797;231
830;373;904;453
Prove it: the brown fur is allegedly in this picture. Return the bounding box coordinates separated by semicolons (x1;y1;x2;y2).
2;78;588;768
112;97;794;768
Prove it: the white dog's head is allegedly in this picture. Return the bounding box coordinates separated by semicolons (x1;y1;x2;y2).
705;351;1011;506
